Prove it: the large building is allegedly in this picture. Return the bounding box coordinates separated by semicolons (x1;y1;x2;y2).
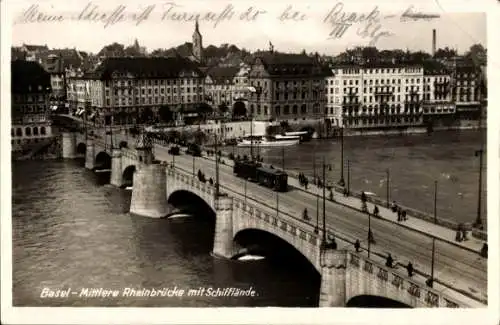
11;60;53;152
329;62;425;130
452;59;482;124
204;66;240;110
421;61;455;126
247;51;330;122
86;57;205;126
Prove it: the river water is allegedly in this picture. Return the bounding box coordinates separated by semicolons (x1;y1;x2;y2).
11;129;485;307
231;130;487;225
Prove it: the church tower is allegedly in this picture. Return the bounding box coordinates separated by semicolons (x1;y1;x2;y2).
192;19;203;63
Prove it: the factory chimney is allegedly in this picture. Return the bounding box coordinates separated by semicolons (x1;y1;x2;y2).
432;29;436;57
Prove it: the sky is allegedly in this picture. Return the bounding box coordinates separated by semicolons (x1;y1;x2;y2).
8;0;487;55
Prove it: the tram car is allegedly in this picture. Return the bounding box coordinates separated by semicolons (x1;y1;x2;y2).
233;160;261;181
233;160;288;192
256;166;288;192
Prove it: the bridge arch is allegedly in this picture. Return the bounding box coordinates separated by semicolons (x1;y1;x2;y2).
346;295;411;308
95;151;111;170
168;190;216;219
233;228;321;276
77;142;86;154
122;165;136;187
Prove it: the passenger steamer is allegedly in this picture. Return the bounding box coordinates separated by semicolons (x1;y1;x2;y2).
237;135;300;147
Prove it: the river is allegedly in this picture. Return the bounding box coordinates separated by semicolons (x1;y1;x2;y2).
11;129;485;307
230;130;487;225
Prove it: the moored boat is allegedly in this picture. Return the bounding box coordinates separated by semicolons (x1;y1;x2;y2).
237;136;299;147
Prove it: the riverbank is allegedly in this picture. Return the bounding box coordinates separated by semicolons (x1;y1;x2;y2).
184;139;487;242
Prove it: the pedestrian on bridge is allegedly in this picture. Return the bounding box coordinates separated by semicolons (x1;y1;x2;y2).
373;205;379;218
354;239;361;252
406;262;414;277
385;254;394;268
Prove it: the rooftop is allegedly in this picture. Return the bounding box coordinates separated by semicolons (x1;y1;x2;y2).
206;66;240;84
89;57;205;80
11;60;51;94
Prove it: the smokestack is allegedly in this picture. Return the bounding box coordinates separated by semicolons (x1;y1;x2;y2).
432;29;436;57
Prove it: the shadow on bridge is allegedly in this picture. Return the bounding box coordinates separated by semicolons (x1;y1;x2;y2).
95;152;112;170
122;165;136;188
346;295;412;308
167;190;216;220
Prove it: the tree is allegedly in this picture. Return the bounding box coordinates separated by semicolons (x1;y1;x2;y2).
464;43;487;66
434;47;457;59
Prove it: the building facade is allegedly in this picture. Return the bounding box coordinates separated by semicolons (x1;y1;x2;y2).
247;51;329;123
204;66;240;111
330;63;425;129
453;62;482;123
86;57;205;126
11;60;53;152
421;62;455;126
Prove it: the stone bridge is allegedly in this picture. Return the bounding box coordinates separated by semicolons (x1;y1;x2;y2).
61;131;142;188
58;126;472;308
137;166;467;308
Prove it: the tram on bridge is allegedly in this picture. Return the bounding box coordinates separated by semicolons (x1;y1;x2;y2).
233;160;288;192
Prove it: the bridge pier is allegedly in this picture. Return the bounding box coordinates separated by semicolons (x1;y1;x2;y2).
212;196;235;259
61;132;77;159
84;138;95;170
110;149;123;187
130;163;169;218
319;249;347;307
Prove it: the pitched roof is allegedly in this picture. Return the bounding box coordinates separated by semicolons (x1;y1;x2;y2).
11;60;51;94
422;60;451;75
23;44;48;52
90;57;205;80
206;66;240;83
252;51;328;77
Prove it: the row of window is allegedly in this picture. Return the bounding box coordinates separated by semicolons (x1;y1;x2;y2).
344;116;422;126
249;103;322;116
107;94;204;106
102;78;202;87
12;126;47;137
335;67;423;75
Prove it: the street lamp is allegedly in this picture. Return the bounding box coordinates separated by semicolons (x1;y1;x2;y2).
338;126;345;186
322;157;333;246
434;180;438;224
368;207;372;258
385;168;390;208
214;133;220;199
474;148;484;229
247;86;262;162
192;154;195;177
347;159;351;195
276;146;285;217
426;238;436;288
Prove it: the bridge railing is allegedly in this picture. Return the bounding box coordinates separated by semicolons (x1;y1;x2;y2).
168;164;486;306
348;251;462;308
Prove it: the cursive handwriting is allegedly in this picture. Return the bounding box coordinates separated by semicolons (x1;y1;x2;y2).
278;5;307;22
400;5;440;22
323;2;392;46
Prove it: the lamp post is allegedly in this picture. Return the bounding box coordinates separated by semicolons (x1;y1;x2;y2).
385;168;390;208
368;209;372;258
347;159;351;194
322;157;333;246
192;154;195;177
474;148;484;229
214;133;220;199
338;127;345;186
248;86;262;162
276;146;285;217
434;180;438;224
427;238;436;288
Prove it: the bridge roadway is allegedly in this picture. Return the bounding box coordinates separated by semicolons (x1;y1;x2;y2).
150;144;487;304
60;120;487;305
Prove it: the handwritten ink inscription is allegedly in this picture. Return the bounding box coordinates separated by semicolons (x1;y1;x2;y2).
323;2;393;46
13;1;436;45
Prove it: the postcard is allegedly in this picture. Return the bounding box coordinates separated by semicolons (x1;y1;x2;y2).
1;0;498;324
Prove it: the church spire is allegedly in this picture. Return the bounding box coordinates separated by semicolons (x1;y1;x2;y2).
195;19;200;33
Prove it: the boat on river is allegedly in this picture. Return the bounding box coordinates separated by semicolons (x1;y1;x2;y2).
237;136;299;147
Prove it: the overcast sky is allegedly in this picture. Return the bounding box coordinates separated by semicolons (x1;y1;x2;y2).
9;0;486;55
